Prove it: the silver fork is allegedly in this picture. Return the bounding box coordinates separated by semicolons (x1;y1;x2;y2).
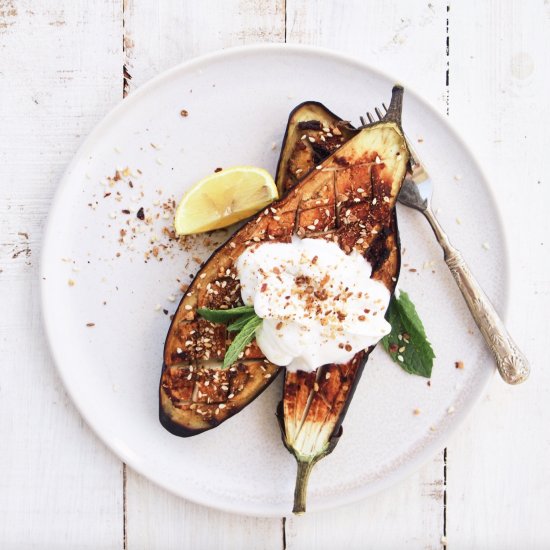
361;105;530;385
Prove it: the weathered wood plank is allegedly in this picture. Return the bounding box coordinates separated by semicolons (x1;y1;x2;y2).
284;1;448;548
0;1;124;548
122;2;285;548
123;0;285;91
446;0;550;547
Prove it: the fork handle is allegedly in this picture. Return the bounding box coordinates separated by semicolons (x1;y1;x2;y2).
424;208;530;385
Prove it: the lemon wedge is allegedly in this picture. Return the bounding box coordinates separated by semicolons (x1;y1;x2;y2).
174;166;279;235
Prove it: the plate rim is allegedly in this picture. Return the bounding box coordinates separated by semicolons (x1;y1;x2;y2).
40;43;510;517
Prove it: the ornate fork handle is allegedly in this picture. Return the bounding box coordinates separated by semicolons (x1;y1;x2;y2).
424;208;530;385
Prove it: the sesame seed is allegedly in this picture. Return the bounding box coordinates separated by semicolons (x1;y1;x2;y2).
447;406;455;414
167;295;176;302
316;165;322;170
372;198;377;205
375;156;381;164
308;136;316;143
482;242;490;250
184;304;192;310
219;403;226;409
176;347;183;354
397;354;404;361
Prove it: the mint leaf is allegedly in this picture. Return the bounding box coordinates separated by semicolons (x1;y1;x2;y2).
382;291;435;378
197;305;255;323
223;314;263;369
227;312;258;332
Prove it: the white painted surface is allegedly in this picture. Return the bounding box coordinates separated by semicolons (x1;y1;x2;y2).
0;0;548;548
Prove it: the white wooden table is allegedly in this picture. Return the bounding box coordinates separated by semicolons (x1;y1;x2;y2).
1;1;548;548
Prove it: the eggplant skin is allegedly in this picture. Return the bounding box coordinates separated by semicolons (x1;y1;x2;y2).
159;101;354;438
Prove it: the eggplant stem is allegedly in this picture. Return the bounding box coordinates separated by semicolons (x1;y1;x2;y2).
293;459;316;515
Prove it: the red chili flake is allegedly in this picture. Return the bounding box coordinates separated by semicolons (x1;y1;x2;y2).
455;361;464;369
136;207;145;220
122;209;130;214
180;109;189;117
344;344;352;352
389;343;398;353
104;192;111;198
260;283;268;293
214;167;223;173
128;181;134;188
86;322;95;327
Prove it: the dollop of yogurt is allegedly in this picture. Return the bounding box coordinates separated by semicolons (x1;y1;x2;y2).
235;237;391;372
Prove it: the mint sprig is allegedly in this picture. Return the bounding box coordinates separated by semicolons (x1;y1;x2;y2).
222;315;263;369
227;312;258;332
197;305;255;323
197;305;263;369
382;291;435;378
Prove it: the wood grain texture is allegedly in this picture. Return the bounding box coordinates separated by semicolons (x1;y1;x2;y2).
1;0;549;548
284;1;447;548
0;1;124;549
122;2;285;548
126;475;282;550
446;0;550;548
123;0;285;91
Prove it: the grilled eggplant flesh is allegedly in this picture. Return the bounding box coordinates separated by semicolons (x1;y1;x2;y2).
160;103;360;437
275;102;356;194
278;86;409;514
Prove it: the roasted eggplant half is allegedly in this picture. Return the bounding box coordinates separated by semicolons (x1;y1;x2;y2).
160;102;358;436
277;86;409;514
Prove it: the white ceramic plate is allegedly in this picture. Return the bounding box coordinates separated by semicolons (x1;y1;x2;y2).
41;44;508;516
